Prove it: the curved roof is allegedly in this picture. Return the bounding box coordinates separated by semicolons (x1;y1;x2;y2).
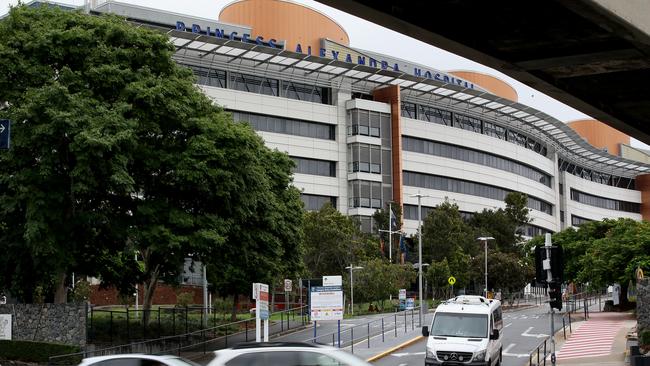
144;22;650;178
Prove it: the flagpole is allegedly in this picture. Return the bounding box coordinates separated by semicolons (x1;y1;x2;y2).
388;202;392;263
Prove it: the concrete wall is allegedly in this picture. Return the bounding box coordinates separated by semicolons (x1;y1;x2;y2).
638;278;650;333
0;304;86;346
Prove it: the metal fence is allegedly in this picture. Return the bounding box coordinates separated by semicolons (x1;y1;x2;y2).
50;305;308;366
303;308;422;354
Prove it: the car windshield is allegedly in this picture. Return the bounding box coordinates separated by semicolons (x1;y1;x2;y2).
430;312;488;338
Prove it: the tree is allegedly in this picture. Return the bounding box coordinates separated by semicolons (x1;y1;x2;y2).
421;200;476;263
302;204;377;278
469;250;533;293
0;6;304;320
352;258;416;310
469;209;518;253
426;259;451;299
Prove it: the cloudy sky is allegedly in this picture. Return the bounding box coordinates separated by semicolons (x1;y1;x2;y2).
2;0;647;148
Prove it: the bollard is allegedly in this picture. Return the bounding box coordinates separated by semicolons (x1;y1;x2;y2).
543;339;547;366
395;314;397;337
563;317;566;339
281;312;284;332
411;309;414;330
382;318;385;342
351;327;354;354
404;311;407;333
367;323;370;348
332;333;335;347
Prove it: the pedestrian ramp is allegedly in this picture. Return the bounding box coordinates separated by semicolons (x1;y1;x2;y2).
556;312;628;360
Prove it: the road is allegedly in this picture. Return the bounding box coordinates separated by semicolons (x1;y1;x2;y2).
372;305;566;366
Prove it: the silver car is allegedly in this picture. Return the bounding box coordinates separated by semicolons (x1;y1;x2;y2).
78;354;201;366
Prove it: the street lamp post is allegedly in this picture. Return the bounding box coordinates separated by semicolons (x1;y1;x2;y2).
345;265;363;316
477;237;495;297
410;191;430;326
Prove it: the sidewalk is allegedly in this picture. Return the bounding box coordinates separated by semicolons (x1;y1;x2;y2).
553;312;636;366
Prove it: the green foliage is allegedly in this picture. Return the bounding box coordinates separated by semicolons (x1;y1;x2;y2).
640;329;650;347
70;280;91;303
302;204;377;277
352;259;416;310
426;259;451;290
0;5;303;311
421;200;477;263
470;250;533;292
175;292;194;307
0;340;81;363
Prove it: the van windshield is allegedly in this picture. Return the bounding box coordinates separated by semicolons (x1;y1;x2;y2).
431;313;488;338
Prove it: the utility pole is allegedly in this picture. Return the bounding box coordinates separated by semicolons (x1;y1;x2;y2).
544;233;556;366
378;203;397;263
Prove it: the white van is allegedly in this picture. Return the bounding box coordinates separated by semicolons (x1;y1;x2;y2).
422;295;503;366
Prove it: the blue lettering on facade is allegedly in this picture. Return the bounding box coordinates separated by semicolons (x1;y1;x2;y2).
320;48;327;57
176;21;186;31
295;43;302;53
345;54;352;63
242;34;250;43
229;31;238;40
308;46;312;56
215;28;225;38
192;24;201;34
256;36;264;45
369;58;377;68
381;61;388;70
331;50;339;60
443;75;450;83
414;68;422;77
269;39;277;48
434;73;442;81
393;63;400;72
358;56;366;65
424;71;433;79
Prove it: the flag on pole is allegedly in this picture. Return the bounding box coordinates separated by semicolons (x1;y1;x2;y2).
390;207;397;231
399;234;407;254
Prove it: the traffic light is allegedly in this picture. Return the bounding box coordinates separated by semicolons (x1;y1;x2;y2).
548;281;562;311
534;245;564;285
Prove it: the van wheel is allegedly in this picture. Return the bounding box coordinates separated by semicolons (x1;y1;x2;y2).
496;348;502;366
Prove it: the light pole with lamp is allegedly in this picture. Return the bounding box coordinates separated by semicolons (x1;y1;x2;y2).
410;191;431;326
345;265;363;316
477;236;495;298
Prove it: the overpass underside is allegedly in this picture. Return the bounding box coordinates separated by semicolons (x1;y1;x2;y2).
318;0;650;144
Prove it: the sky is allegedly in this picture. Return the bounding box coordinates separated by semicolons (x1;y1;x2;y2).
2;0;648;149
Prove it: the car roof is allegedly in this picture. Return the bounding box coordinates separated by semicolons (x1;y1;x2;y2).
80;354;181;364
435;296;500;314
231;342;320;350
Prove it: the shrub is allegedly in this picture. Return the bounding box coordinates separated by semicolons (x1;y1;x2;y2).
176;292;194;307
0;340;81;363
70;279;92;303
640;329;650;347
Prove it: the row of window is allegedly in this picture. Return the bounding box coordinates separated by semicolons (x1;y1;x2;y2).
301;194;337;211
181;64;332;104
570;188;640;213
402;171;553;215
230;111;335;140
571;214;594;227
402;204;553;236
291;157;336;177
558;159;635;190
402;136;551;187
347;109;392;145
401;102;548;157
348;180;392;209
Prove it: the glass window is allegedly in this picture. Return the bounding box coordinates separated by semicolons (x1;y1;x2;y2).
281;81;331;105
301;194;336;211
431;313;488;338
291;157;336;177
231;111;335;140
401;102;417;119
570;188;640;213
181;64;227;88
230;72;278;96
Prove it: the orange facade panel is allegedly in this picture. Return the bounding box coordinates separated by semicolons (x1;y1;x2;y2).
219;0;349;55
373;85;402;209
449;71;518;102
568;119;630;157
635;174;650;221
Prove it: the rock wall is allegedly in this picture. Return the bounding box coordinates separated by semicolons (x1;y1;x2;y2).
638;278;650;333
0;303;86;346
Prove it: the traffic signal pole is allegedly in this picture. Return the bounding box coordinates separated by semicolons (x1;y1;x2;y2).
544;234;556;366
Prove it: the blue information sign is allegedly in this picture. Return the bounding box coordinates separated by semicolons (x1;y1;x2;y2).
0;119;10;149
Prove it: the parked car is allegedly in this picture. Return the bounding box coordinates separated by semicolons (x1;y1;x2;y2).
78;354;202;366
207;342;372;366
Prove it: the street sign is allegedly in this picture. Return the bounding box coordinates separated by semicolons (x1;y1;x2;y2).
310;286;343;320
252;283;260;300
259;283;269;320
0;314;11;340
399;289;407;300
284;279;292;292
405;298;415;310
323;275;342;286
0;119;10;149
448;276;456;285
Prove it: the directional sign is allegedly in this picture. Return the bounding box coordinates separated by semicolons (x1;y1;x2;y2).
284;279;292;292
448;276;456;285
258;283;269;320
310;286;343;320
0;119;10;149
399;289;406;300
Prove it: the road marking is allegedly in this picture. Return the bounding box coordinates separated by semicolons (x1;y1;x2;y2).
521;326;548;338
365;335;424;362
391;351;425;357
557;314;625;360
503;343;529;358
504;322;512;328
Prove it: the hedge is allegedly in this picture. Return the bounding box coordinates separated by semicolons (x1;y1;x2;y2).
0;340;81;363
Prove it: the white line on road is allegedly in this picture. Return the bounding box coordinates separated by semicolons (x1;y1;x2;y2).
504;322;512;328
521;326;548;338
503;343;530;358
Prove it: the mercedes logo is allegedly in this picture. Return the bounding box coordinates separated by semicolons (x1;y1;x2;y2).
450;353;458;360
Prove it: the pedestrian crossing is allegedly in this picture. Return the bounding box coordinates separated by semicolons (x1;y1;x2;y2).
556;313;625;360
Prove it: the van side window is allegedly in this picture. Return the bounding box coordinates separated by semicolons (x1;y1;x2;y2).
492;307;503;330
